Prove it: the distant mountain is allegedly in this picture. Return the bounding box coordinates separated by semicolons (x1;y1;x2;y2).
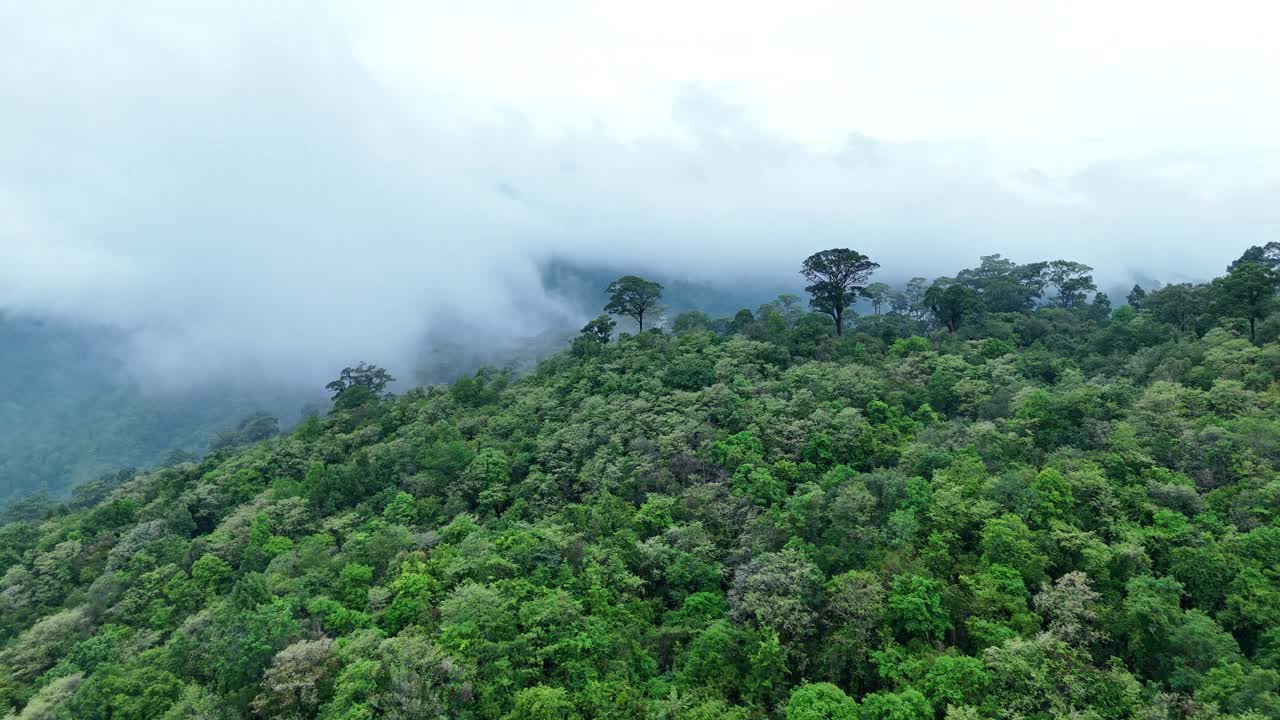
0;314;314;502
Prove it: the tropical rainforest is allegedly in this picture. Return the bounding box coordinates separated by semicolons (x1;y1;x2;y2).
2;246;1279;720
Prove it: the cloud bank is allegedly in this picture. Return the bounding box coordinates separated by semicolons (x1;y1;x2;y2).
2;1;1278;385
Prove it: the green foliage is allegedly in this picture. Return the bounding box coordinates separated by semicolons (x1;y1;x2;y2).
786;682;860;720
860;688;931;720
801;248;880;335
887;575;952;641
2;250;1279;720
604;275;664;332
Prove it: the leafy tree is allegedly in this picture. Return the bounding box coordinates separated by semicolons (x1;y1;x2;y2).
924;655;989;710
956;254;1046;311
209;412;280;451
1126;284;1146;309
63;663;184;720
860;688;931;720
801;248;880;335
1213;260;1278;342
672;310;712;335
728;549;823;646
786;682;859;720
865;282;893;315
326;362;395;400
925;282;982;333
897;277;930;319
504;685;578;720
1144;282;1210;335
251;638;339;718
1034;572;1106;649
887;574;951;642
1042;260;1097;308
579;314;616;344
1228;241;1280;271
604;275;664;332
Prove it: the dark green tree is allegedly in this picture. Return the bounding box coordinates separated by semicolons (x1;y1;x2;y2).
865;282;893;315
1127;284;1146;309
326;362;395;399
924;282;982;333
1043;260;1097;308
1213;260;1278;342
801;248;880;335
580;314;616;344
1228;241;1280;272
604;275;664;332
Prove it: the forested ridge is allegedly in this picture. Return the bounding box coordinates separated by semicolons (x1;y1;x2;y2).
2;247;1280;720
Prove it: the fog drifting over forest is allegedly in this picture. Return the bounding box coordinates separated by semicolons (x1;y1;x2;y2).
3;1;1278;385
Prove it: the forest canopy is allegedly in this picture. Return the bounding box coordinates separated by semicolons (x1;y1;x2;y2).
1;245;1279;720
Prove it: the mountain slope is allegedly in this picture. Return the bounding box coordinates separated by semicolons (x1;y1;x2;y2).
1;279;1279;720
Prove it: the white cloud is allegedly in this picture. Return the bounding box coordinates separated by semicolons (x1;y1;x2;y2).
1;1;1277;384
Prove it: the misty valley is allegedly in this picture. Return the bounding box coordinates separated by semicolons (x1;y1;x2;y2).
2;246;1280;720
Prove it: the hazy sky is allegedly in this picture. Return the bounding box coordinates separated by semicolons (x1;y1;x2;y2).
2;1;1278;383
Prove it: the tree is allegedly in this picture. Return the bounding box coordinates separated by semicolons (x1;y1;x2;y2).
209;412;280;451
1043;260;1096;308
924;655;989;710
1034;572;1107;649
1145;282;1210;335
860;689;932;720
604;275;664;332
728;549;824;646
865;282;893;315
887;574;951;641
376;632;466;719
672;311;711;335
504;685;578;720
580;314;616;344
898;277;930;319
1127;284;1147;309
251;638;338;718
801;248;880;335
956;255;1046;311
1213;260;1278;342
786;682;860;720
326;362;395;400
1228;241;1280;272
924;282;982;333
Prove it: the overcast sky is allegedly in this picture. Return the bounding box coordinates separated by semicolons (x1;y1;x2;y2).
2;1;1278;383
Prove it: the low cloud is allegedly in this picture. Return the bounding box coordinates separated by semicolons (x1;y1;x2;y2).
2;2;1277;387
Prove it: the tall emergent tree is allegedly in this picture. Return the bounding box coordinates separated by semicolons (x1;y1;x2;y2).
1214;260;1278;342
864;282;893;315
326;362;395;399
801;249;880;335
604;275;664;332
1228;241;1280;272
1043;260;1097;308
925;281;982;333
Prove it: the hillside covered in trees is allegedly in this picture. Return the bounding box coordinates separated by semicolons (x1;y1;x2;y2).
1;246;1279;720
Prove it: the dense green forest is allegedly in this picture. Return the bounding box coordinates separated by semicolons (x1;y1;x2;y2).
2;246;1279;720
0;262;789;505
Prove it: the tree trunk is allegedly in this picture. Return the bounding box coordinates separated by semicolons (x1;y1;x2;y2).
833;309;843;336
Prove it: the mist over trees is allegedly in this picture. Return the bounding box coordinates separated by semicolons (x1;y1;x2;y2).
2;244;1279;719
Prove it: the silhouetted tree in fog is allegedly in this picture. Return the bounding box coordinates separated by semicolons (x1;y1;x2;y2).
801;249;879;335
604;275;664;332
